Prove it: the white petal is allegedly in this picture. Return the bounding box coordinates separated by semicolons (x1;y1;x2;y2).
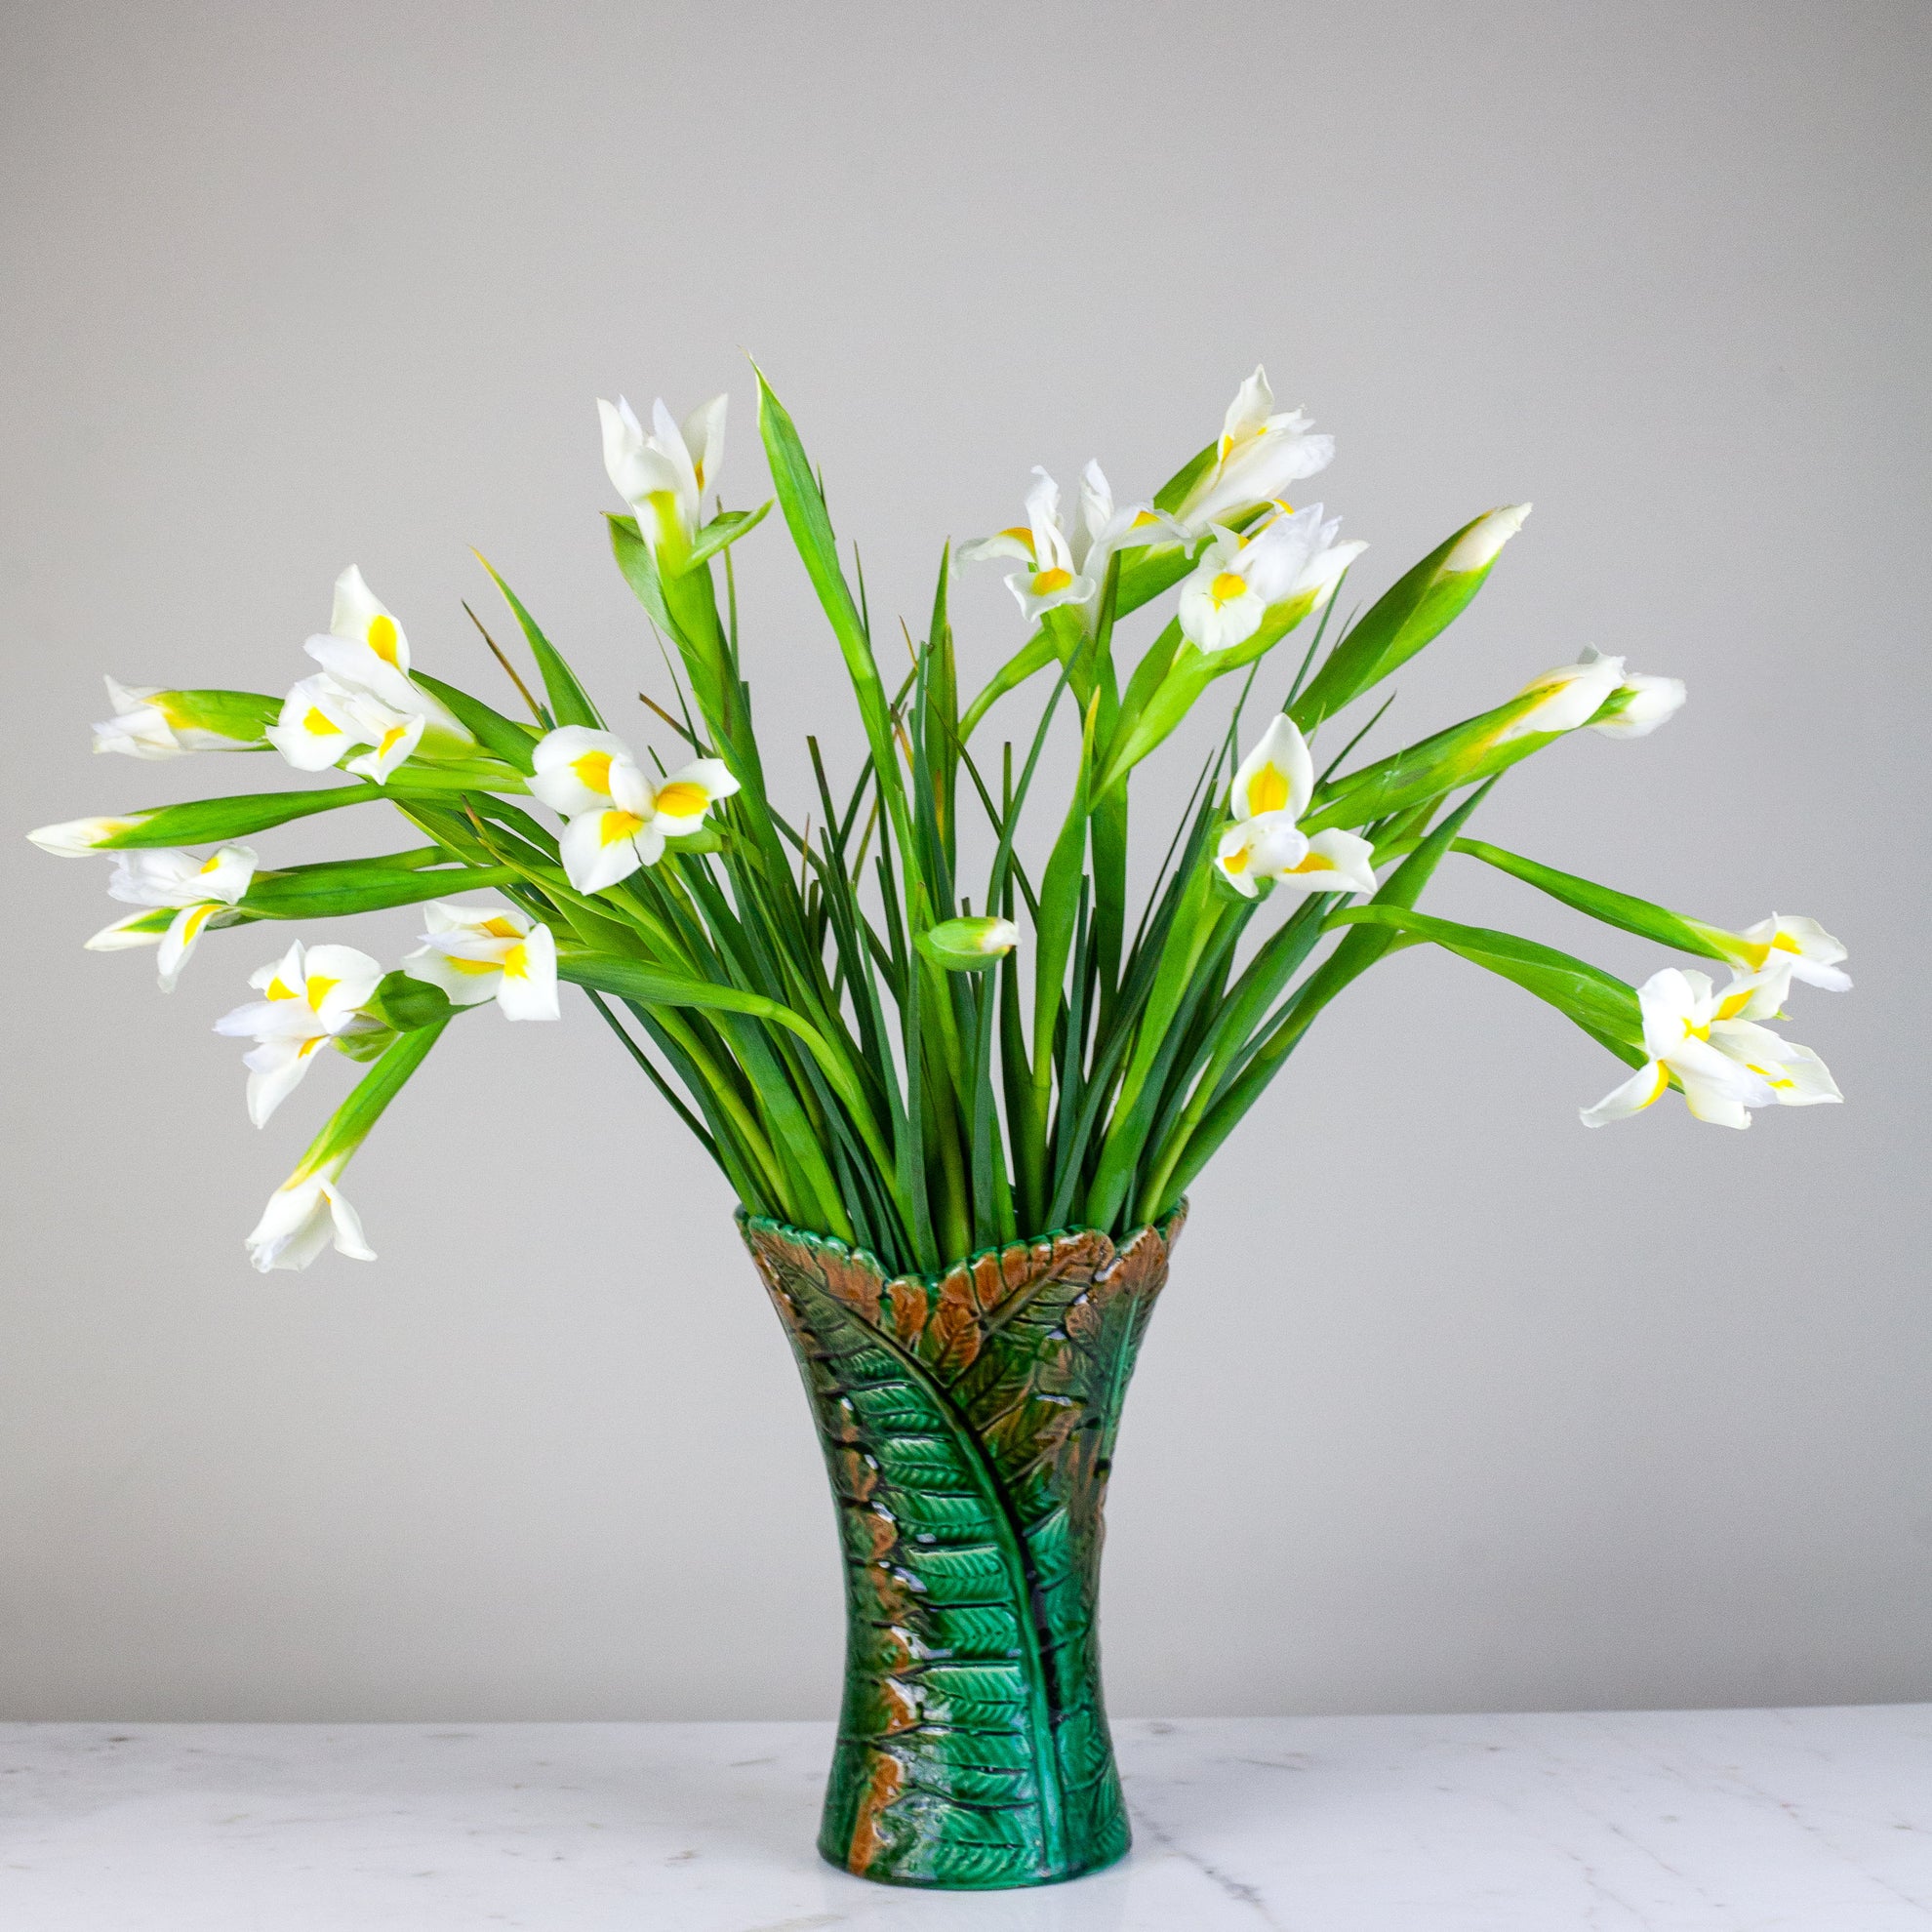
302;634;429;721
92;696;181;758
1668;1035;1776;1121
402;945;500;1006
1276;828;1378;897
246;1174;374;1272
1214;823;1263;897
959;532;1035;566
242;1034;331;1127
680;393;727;499
27;816;145;856
531;726;636;816
651;757;739;833
1580;1058;1669;1127
1442;503;1531;575
1590;672;1686;739
105;847;202;906
300;945;385;1027
84;910;168;950
560;811;652;893
155;902;222;991
266;675;356;771
1509;657;1624;737
495;922;560;1022
1230;716;1314;822
249;941;307;998
330;566;392;649
342;710;425;784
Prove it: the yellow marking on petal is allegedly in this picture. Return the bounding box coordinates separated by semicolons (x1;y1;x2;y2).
264;977;297;1000
1284;852;1331;874
502;942;528;980
599;811;645;845
692;459;705;492
1032;567;1073;594
1247;764;1290;816
1220;846;1251;874
1131;509;1161;528
181;904;218;941
304;974;340;1010
446;954;501;976
1716;989;1751;1020
478;916;520;939
1771;931;1803;955
572;750;615;795
366;614;401;665
199;855;222;874
1682;1017;1711;1041
298;1034;329;1058
999;526;1036;553
1209;571;1247;606
302;706;337;735
377;726;408;755
1639;1062;1670;1107
1269;499;1294;515
653;781;709;819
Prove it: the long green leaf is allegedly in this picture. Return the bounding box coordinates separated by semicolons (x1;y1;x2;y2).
474;552;603;730
90;782;384;847
1453;839;1744;963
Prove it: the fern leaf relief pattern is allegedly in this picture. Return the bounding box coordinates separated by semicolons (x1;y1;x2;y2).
743;1206;1184;1889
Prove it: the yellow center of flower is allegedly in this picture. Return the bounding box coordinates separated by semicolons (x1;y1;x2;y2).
1032;567;1073;594
1209;571;1247;607
366;615;401;665
600;811;645;845
653;781;708;820
573;751;614;795
478;916;520;939
1246;764;1290;816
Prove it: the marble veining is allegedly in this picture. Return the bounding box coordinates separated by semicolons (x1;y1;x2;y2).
1;1708;1926;1929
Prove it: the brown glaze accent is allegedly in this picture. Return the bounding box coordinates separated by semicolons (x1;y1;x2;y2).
846;1748;906;1874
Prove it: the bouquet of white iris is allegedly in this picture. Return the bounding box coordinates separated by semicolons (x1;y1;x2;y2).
29;364;1846;1272
26;364;1850;1888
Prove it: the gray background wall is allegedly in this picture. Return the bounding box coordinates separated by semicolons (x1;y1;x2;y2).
3;1;1927;1722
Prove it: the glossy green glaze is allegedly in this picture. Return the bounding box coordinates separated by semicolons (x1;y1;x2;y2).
742;1205;1184;1890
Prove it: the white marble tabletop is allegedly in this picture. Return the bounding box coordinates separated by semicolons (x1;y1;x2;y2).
1;1707;1926;1929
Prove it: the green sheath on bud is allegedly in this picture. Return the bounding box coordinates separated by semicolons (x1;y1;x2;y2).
915;916;1021;971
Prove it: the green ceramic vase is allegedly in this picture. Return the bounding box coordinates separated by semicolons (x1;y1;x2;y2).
742;1204;1184;1890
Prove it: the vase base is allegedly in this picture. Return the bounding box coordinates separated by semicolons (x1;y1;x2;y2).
817;1830;1132;1891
